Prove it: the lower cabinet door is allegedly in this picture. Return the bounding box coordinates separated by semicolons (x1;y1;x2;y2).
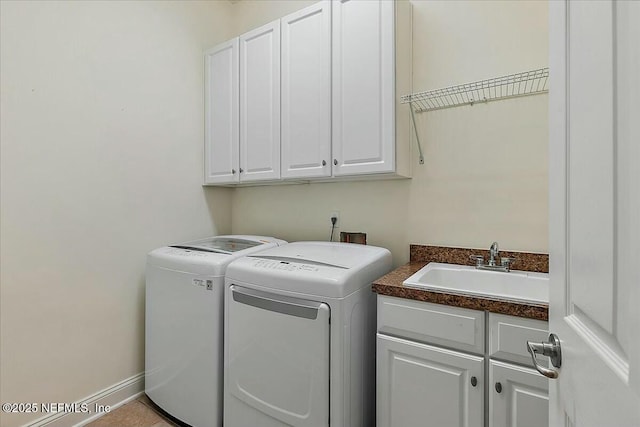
377;334;484;427
489;360;549;427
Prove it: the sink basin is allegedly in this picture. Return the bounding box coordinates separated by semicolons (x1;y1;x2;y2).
403;262;549;304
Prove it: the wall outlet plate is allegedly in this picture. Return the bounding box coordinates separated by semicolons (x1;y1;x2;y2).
330;211;340;227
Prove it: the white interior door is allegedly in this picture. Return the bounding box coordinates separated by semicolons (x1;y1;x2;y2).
548;1;640;426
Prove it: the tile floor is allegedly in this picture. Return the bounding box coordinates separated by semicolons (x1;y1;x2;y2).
85;394;180;427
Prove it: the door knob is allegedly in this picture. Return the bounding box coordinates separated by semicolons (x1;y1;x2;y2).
527;333;562;379
322;160;326;166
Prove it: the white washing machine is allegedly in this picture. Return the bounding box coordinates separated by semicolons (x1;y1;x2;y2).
145;235;286;427
223;241;392;427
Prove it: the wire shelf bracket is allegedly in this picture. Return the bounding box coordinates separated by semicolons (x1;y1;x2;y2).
402;67;549;165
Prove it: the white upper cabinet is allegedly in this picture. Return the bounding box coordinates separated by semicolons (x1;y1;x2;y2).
332;0;396;176
203;0;411;186
239;20;281;182
281;1;332;179
204;39;239;185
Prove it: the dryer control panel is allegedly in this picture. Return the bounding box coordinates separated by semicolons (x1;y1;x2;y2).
252;259;320;272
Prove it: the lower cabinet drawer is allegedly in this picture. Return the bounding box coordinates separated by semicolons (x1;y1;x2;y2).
488;313;548;366
377;295;485;355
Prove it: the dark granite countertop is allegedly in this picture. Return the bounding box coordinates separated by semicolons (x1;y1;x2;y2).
372;245;549;321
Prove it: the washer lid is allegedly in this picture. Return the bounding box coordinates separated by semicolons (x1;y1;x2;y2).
147;235;287;276
172;235;284;254
225;242;393;298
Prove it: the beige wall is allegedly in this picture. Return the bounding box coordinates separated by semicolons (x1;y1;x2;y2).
231;0;549;267
0;1;233;426
231;0;318;34
408;0;548;255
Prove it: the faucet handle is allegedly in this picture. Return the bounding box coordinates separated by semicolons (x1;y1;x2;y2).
500;257;516;271
469;255;484;267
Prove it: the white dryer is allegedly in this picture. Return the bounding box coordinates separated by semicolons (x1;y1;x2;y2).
145;235;286;427
223;241;392;427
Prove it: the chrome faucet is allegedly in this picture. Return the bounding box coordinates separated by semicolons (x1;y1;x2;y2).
470;241;515;272
488;241;499;266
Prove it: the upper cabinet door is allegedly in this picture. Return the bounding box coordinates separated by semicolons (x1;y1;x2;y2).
239;21;281;182
332;0;395;176
204;39;239;184
281;1;332;180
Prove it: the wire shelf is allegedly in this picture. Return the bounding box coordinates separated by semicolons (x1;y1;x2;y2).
401;67;549;113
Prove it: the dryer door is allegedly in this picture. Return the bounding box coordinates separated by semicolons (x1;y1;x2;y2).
227;285;330;427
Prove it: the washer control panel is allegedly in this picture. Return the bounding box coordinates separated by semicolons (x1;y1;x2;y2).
165;248;210;258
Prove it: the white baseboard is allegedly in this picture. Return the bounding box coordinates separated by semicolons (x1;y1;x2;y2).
23;373;145;427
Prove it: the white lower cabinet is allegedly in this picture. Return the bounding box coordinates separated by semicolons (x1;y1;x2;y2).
489;360;549;427
377;334;483;427
376;295;549;427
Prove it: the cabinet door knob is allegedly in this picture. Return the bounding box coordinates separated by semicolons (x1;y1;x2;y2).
239;168;244;173
322;160;326;166
333;159;338;166
470;376;477;387
231;169;236;174
495;382;502;393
